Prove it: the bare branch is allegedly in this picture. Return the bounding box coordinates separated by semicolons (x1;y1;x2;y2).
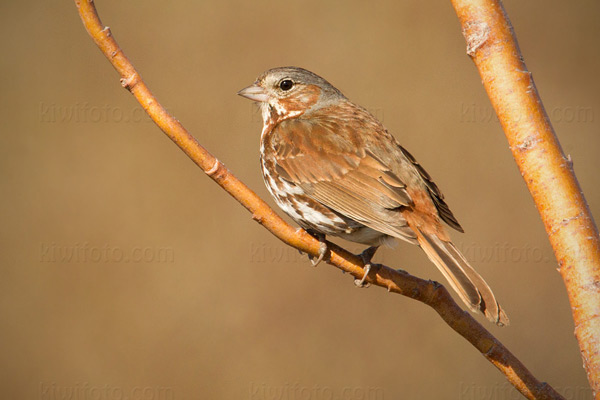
74;1;566;398
451;0;600;396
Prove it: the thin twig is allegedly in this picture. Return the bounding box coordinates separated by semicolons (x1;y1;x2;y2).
451;0;600;396
74;1;565;399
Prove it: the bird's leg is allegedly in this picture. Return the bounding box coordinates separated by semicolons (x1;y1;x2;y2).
306;229;328;267
354;246;380;288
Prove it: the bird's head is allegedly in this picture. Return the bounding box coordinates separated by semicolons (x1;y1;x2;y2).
238;66;345;125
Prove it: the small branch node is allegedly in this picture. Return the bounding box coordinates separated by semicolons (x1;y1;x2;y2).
563;154;574;169
206;159;221;176
120;74;140;92
463;20;490;56
584;281;600;293
515;135;541;152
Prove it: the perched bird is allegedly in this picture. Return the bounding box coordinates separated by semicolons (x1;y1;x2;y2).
238;66;508;326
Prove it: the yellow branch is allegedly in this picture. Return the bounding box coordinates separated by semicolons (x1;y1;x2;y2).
451;0;600;396
74;1;567;398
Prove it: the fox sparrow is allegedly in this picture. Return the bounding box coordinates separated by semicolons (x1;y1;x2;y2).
238;66;508;326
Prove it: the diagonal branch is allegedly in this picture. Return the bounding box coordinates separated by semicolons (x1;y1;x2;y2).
74;1;565;399
451;0;600;396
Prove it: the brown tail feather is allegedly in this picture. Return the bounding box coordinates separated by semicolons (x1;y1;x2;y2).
416;229;509;326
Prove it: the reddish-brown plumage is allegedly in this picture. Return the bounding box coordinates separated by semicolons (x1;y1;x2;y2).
239;66;508;325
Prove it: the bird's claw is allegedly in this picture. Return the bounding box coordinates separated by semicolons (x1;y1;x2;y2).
354;263;372;288
354;246;379;288
309;241;328;266
306;230;328;266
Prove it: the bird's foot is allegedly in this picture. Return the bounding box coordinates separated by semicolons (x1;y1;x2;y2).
354;264;372;288
309;241;328;266
354;246;380;288
306;230;328;267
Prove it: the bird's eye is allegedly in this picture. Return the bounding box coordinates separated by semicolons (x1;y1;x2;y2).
279;79;294;91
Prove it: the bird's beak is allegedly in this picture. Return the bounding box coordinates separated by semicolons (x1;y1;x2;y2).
237;84;269;103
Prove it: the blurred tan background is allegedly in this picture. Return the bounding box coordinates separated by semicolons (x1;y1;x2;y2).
1;1;599;399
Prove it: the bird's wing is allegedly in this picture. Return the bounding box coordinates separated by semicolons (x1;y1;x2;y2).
267;115;418;242
395;146;464;232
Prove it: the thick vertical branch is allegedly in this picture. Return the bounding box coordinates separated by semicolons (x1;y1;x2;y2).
451;0;600;396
